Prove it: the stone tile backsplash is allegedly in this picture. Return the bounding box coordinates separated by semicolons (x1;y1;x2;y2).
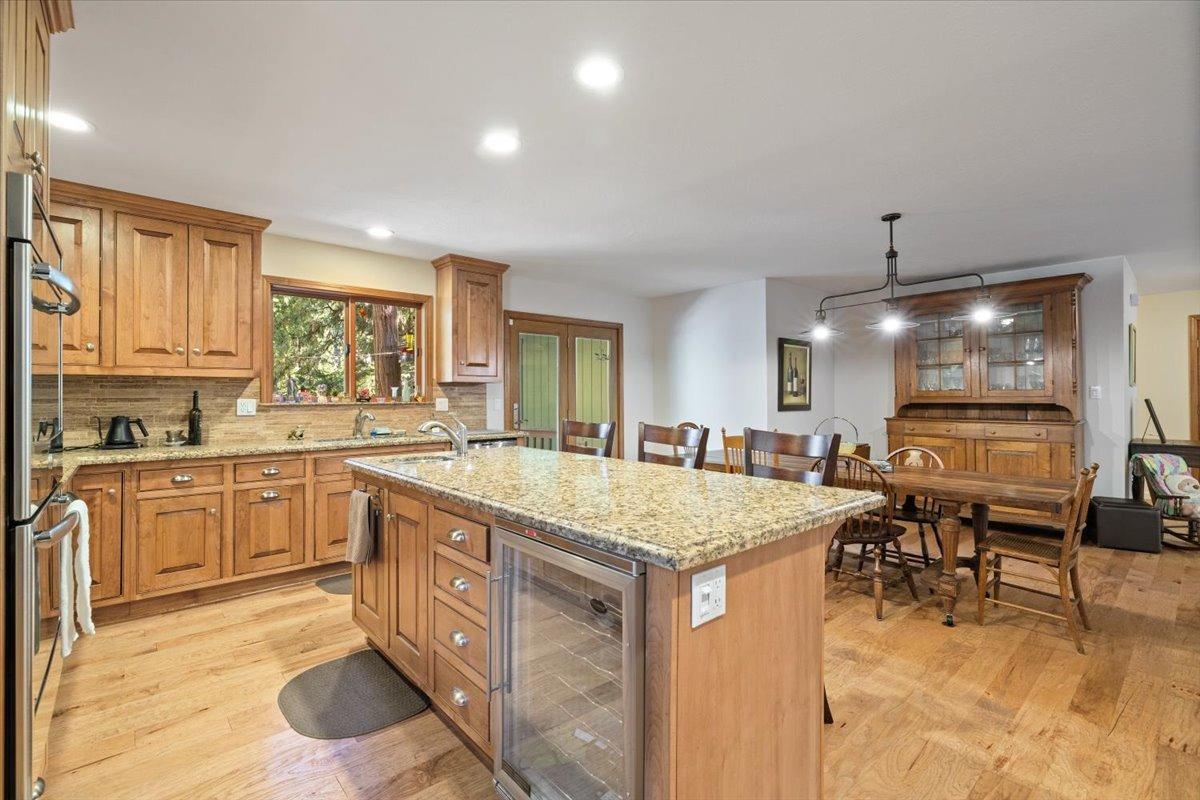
38;376;487;447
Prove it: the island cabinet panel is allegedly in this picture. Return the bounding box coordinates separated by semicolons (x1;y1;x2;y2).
70;470;124;603
351;482;389;643
187;226;254;369
135;492;223;594
432;597;486;678
433;550;488;615
115;213;191;369
432;652;490;745
430;507;488;562
33;202;102;367
386;491;429;685
312;476;353;562
233;483;306;575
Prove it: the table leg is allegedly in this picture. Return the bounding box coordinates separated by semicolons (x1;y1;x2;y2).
937;500;962;626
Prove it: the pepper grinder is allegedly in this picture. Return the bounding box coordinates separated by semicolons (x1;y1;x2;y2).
187;390;203;445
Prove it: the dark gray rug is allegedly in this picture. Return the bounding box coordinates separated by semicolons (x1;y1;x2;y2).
315;572;352;595
278;649;429;739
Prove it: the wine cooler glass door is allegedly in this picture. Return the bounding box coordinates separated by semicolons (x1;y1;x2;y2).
493;527;643;800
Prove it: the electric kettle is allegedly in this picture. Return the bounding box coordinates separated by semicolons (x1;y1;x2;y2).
95;415;149;449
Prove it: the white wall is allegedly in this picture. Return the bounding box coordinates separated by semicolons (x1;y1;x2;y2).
829;256;1138;497
486;273;655;459
262;234;435;293
1135;289;1200;438
765;279;836;436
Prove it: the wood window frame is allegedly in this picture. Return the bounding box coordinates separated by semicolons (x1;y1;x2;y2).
503;310;625;457
260;276;433;405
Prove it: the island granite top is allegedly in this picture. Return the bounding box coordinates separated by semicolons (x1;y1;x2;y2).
347;447;884;571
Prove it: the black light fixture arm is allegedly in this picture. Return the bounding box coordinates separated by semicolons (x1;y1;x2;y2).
813;212;988;315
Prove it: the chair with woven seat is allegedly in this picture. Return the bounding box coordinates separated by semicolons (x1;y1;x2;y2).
825;454;919;620
885;446;945;567
638;422;709;469
561;419;616;457
976;463;1099;654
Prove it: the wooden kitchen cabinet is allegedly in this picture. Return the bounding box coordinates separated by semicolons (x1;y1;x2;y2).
232;483;305;575
313;476;353;562
974;439;1052;479
33;202;102;367
900;435;969;471
115;212;190;369
351;482;389;643
70;470;124;602
188;226;254;369
135;492;223;594
432;254;508;383
386;490;429;686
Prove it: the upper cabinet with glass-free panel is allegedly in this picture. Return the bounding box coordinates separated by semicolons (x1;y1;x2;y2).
432;254;508;383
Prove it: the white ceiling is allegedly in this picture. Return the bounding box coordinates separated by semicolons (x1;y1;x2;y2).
50;1;1199;297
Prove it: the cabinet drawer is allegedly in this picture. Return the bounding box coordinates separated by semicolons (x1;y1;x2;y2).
902;421;957;436
983;425;1047;441
138;464;224;493
314;453;355;477
234;458;305;484
430;508;488;562
433;653;489;743
433;598;487;678
434;551;488;614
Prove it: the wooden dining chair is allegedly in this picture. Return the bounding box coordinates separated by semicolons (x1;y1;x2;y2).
825;455;920;620
976;463;1099;654
561;419;616;457
885;446;945;567
741;428;840;486
638;422;709;469
673;421;701;461
721;427;782;475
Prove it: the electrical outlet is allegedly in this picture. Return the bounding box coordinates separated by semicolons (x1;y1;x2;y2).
435;397;449;412
1088;385;1102;400
690;564;726;628
236;398;257;416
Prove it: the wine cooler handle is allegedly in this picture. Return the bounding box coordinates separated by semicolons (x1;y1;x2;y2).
487;568;506;694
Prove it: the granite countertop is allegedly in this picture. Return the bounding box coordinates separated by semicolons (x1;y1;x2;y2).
38;430;522;484
347;447;883;571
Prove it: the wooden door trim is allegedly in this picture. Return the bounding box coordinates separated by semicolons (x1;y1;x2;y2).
504;311;624;457
1190;314;1199;441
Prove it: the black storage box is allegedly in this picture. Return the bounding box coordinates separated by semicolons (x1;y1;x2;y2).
1087;496;1162;554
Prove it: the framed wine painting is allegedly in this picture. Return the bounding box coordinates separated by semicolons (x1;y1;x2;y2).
778;337;812;411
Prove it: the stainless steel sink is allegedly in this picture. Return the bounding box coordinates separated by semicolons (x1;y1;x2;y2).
388;453;459;465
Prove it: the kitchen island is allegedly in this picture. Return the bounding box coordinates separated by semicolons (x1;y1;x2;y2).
347;446;882;800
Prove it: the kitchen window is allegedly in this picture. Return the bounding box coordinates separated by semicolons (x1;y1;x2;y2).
263;278;430;404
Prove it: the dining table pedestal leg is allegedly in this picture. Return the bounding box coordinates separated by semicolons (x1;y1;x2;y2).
937;500;963;626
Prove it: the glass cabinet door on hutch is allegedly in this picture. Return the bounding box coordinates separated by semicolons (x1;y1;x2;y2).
979;296;1054;398
907;311;973;398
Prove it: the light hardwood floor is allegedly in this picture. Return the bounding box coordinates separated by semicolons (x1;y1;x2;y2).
44;533;1198;800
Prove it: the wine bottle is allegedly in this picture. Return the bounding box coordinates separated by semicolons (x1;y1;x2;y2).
187;390;202;445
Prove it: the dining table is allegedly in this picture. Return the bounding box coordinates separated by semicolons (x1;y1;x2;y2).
883;466;1077;626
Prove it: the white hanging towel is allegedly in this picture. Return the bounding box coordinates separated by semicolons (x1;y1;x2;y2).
58;522;77;659
67;498;95;637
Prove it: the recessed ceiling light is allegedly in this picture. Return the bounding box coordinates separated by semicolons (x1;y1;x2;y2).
575;55;622;92
47;110;93;132
479;128;520;157
365;226;394;239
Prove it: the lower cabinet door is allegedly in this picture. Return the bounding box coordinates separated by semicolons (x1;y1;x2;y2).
313;476;353;562
136;492;223;594
71;471;124;602
352;483;388;643
233;484;306;575
974;439;1052;478
387;492;428;685
903;435;969;471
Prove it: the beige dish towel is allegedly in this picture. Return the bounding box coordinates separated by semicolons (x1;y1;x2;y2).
345;489;374;564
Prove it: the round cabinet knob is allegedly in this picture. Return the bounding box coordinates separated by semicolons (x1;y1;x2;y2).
85;342;95;352
385;513;396;522
208;508;218;515
450;688;469;707
192;347;201;355
449;629;470;648
175;346;185;355
448;529;468;543
26;150;44;174
106;488;116;497
458;360;465;366
449;576;471;593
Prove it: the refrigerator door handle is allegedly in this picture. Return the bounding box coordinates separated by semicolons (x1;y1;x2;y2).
30;263;80;316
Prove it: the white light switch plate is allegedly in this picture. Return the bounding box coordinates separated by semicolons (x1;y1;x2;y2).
1088;385;1102;399
236;398;257;416
691;564;726;628
435;397;449;412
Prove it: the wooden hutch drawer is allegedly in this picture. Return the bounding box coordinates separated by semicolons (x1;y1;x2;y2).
138;464;225;493
982;425;1047;441
233;457;305;484
433;653;490;744
430;508;488;563
902;421;958;436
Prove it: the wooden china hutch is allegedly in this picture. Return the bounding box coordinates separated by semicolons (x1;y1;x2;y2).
887;273;1090;483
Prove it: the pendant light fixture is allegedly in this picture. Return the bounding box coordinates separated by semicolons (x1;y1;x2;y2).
801;213;994;337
